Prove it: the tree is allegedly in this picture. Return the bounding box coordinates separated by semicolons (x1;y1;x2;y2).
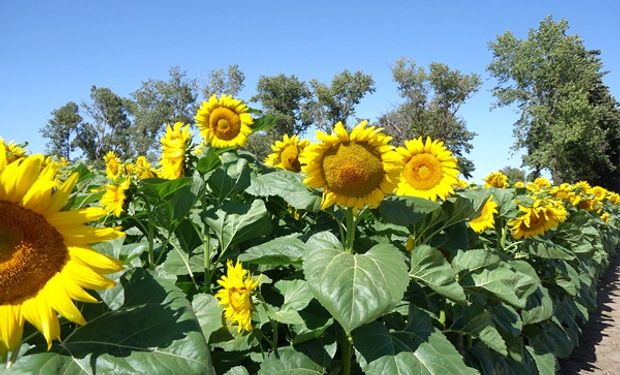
202;64;245;99
40;102;82;161
131;66;198;157
379;58;480;178
80;86;135;161
309;70;375;131
488;17;620;190
501;166;526;184
252;74;313;136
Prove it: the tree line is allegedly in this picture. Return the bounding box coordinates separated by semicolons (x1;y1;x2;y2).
41;17;620;190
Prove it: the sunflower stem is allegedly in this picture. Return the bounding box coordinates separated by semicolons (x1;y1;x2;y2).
1;352;6;365
7;345;20;368
344;208;356;252
340;332;353;375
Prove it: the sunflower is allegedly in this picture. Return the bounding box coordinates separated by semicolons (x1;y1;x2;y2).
509;198;567;239
0;138;26;163
301;121;402;210
264;134;310;172
0;151;124;354
100;179;131;217
533;177;551;190
103;151;124;181
215;260;260;333
609;192;620;205
395;136;458;201
469;196;498;233
195;94;254;148
589;186;608;201
550;183;581;207
159;122;191;180
514;181;526;189
600;211;610;224
484;171;508;188
133;156;156;179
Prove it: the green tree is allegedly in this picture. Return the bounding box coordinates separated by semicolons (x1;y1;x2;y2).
501;166;526;184
202;64;245;99
380;58;480;178
488;17;620;190
309;70;375;131
40;102;83;161
252;74;313;135
80;86;135;161
131;66;198;157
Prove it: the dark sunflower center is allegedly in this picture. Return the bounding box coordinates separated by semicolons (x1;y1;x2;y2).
228;287;251;313
209;107;241;140
0;201;68;304
404;153;443;190
321;142;384;197
281;144;301;172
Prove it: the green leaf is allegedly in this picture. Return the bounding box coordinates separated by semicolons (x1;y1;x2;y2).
196;147;222;175
275;279;314;311
192;294;224;343
409;245;467;303
305;231;343;251
525;345;556;375
12;269;214;374
378;196;441;226
246;170;321;211
353;306;477;375
252;114;276;132
450;305;507;355
207;154;251;202
206;200;271;253
258;346;326;375
238;234;305;268
521;287;553;325
303;244;408;334
223;366;250;375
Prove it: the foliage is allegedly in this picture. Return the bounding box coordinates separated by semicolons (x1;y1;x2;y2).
488;16;620;190
202;64;246;99
501;166;526;184
39;101;83;161
309;69;376;131
379;58;480;178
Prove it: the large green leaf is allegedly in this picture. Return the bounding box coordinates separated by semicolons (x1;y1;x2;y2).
192;294;224;343
303;244;408;334
275;279;314;311
409;245;466;303
10;269;214;374
353;307;478;375
207;153;251;202
378;196;441;226
258;346;327;375
449;306;507;355
206;200;271;253
521;287;553;325
238;234;305;268
246;170;321;211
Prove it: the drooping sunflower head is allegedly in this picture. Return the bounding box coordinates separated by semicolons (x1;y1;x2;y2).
103;151;125;181
215;260;260;333
300;121;402;211
133;156;156;179
101;179;131;217
195;94;254;148
509;198;567;239
484;171;509;189
469;196;499;233
395;136;458;201
158;122;191;180
0;150;124;353
264;134;310;173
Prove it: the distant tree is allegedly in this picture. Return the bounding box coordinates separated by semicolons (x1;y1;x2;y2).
488;17;620;190
131;66;198;157
80;86;134;161
379;58;480;178
252;74;313;136
40;102;82;161
203;64;246;99
501;166;526;184
309;70;375;131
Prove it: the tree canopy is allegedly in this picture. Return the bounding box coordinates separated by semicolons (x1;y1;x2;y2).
488;16;620;190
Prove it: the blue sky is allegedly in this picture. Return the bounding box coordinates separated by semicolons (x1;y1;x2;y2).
1;0;619;182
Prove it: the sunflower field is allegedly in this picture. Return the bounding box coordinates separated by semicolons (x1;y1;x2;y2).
1;94;619;375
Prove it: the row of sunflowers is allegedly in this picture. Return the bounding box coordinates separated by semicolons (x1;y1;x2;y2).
1;94;619;374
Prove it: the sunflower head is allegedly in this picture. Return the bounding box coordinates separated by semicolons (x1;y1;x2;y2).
264;134;310;172
484;171;508;189
101;179;131;217
469;196;498;233
533;177;551;190
609;192;620;205
514;181;525;189
509;198;567;239
588;186;608;201
600;211;610;224
0;138;26;163
195;95;254;148
103;151;125;181
395;136;459;201
134;156;156;179
0;151;124;353
159;122;191;180
215;260;260;333
300;121;402;211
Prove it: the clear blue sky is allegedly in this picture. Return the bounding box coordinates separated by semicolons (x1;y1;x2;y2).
1;0;619;183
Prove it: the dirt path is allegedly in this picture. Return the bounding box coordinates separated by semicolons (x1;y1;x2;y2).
560;253;620;374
